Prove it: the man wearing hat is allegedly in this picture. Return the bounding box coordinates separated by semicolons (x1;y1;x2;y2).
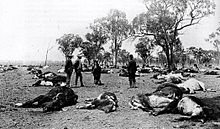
127;54;137;88
74;54;84;87
65;55;74;87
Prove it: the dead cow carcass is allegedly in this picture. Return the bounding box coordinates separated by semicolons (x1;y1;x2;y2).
175;96;214;122
77;92;118;113
15;86;78;112
177;78;215;94
152;73;184;84
129;83;183;116
32;75;67;87
34;71;57;79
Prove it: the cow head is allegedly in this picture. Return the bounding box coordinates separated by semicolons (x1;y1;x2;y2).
129;93;153;112
42;93;65;112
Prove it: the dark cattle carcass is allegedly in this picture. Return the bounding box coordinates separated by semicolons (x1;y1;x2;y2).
45;75;66;84
129;83;183;116
29;68;42;75
15;86;78;112
32;75;67;87
204;71;219;75
175;96;214;122
36;71;57;79
76;92;118;113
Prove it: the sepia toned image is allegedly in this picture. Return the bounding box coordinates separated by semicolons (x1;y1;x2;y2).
0;0;220;128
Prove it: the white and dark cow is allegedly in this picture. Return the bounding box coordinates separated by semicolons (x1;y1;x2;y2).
175;96;214;122
129;83;183;116
177;78;215;94
34;71;57;79
76;92;118;113
32;75;67;87
28;68;42;75
15;86;78;112
152;73;186;84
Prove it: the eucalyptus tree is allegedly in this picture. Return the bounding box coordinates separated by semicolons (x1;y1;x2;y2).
94;9;131;67
205;24;220;65
135;37;155;65
132;0;215;70
118;49;130;65
56;34;83;59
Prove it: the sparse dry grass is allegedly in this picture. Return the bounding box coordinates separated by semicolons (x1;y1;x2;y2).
0;66;220;129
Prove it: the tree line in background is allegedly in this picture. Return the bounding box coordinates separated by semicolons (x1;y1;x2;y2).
56;0;218;70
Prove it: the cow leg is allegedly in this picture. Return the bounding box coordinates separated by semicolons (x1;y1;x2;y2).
20;95;50;108
32;80;41;86
97;102;115;113
154;79;166;84
85;98;96;104
129;95;152;111
76;99;98;109
76;103;95;109
151;100;179;116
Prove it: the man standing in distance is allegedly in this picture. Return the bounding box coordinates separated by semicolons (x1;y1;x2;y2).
74;54;84;87
65;55;74;87
127;54;137;88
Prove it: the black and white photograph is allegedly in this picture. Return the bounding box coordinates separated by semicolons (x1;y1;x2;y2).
0;0;220;128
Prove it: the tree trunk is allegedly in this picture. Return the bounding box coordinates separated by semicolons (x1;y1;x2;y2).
170;45;176;71
216;45;220;65
114;37;118;68
44;49;49;66
115;49;118;68
164;46;170;70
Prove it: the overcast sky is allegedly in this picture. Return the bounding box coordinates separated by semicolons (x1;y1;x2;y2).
0;0;219;62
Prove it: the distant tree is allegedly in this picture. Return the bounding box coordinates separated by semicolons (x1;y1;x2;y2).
132;0;215;71
157;51;167;67
97;53;104;64
80;29;107;65
173;38;184;66
210;50;220;64
83;22;108;58
135;37;154;65
103;51;112;66
179;51;187;68
118;49;130;65
80;41;96;65
94;9;131;67
187;47;203;64
56;34;83;59
205;24;220;65
44;45;54;66
200;50;213;65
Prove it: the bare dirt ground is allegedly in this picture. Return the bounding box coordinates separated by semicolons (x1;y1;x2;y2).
1;66;220;129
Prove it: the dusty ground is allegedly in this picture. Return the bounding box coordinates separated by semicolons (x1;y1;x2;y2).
1;66;220;129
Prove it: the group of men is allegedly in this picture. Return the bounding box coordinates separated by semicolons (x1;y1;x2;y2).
65;54;84;87
65;54;137;88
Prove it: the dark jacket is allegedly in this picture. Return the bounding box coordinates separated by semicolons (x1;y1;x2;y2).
65;59;73;74
127;60;137;74
92;65;101;76
74;59;82;72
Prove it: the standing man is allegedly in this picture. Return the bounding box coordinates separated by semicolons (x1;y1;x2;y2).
92;60;102;85
74;54;84;87
127;54;137;88
65;55;74;87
